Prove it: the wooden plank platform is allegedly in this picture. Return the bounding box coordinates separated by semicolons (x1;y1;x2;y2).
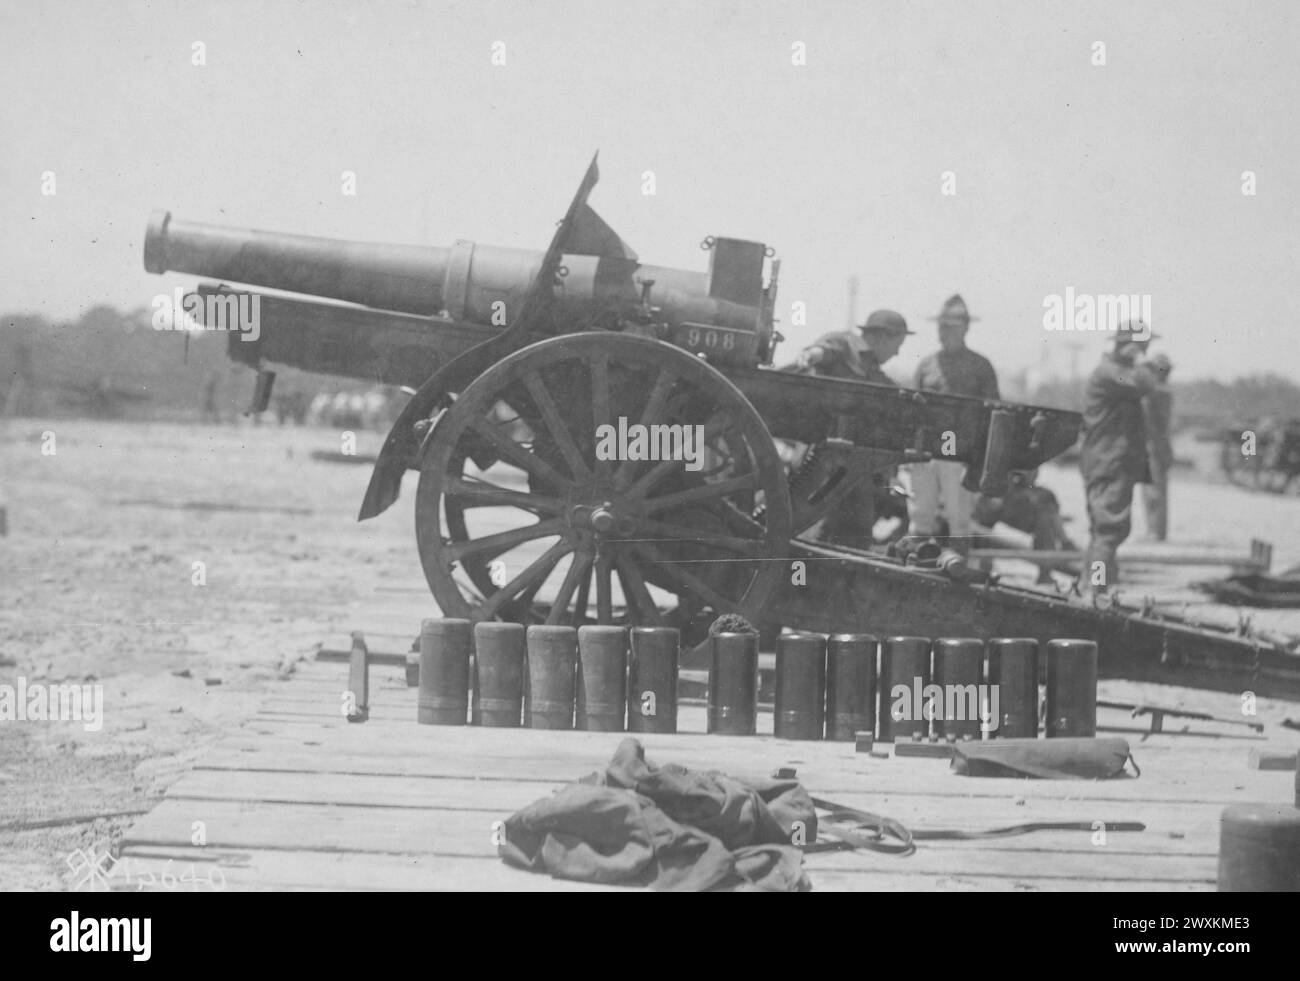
115;657;1300;891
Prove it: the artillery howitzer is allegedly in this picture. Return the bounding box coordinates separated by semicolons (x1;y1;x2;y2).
142;157;1300;693
1219;418;1300;495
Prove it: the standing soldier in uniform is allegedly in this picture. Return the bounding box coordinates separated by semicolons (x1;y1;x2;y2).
796;309;914;548
907;294;1000;554
1079;320;1160;597
1140;353;1174;541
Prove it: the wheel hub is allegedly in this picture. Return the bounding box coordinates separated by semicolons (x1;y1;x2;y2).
566;499;639;538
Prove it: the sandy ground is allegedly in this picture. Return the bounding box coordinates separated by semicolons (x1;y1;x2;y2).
1029;439;1300;638
2;418;1298;890
0;418;416;889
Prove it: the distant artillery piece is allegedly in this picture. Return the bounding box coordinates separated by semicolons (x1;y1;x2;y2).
1219;418;1300;494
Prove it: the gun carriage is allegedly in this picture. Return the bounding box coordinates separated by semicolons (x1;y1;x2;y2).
142;157;1300;693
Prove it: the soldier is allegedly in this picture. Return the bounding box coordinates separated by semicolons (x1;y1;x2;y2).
1079;320;1161;597
972;469;1077;583
797;309;913;548
797;307;913;384
906;294;1000;554
1140;353;1174;541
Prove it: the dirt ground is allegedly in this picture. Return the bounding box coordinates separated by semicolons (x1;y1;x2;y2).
2;418;1298;890
0;418;417;889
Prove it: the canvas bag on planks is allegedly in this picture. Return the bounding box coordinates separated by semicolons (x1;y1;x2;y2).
952;737;1138;779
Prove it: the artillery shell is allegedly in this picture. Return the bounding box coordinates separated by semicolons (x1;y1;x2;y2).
526;625;577;730
826;633;877;742
628;627;679;734
708;632;758;736
472;622;525;727
576;625;628;732
932;638;984;741
1045;639;1098;738
418;618;471;725
774;632;827;740
877;636;931;742
1217;803;1300;892
986;638;1039;739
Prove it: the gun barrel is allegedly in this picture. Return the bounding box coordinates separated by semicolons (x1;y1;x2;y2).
144;210;452;315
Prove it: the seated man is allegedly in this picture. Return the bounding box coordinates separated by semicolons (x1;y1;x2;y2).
972;471;1076;583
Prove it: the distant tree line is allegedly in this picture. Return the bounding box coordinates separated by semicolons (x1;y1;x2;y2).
1;306;390;422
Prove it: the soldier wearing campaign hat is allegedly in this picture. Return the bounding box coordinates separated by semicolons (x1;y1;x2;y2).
796;309;913;548
1079;319;1162;596
905;294;1000;554
798;308;914;384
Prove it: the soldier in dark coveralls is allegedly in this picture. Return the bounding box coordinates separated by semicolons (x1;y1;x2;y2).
1079;320;1161;596
796;309;913;548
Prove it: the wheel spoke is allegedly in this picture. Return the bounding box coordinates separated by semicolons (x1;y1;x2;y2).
445;477;562;513
590;352;611;476
631;542;739;612
546;550;594;625
445;517;567;562
468;416;569;491
595;555;613;622
615;552;663;625
523;371;591;482
715;500;772;538
572;562;594;627
634;518;768;556
624;413;740;499
642;474;759;515
625;458;680;499
515;571;549;611
480;541;570;619
613;368;679;486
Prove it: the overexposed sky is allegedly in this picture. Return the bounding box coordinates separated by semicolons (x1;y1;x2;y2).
2;0;1296;384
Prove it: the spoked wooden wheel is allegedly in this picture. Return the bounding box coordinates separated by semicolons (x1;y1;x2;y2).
415;333;791;632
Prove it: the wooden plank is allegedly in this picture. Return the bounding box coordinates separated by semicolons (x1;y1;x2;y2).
110;845;1211;892
111;848;618;892
194;743;1289;807
119;800;1216;882
251;695;1278;752
252;697;1276;750
154;772;1238;862
161;767;1253;842
971;546;1267;570
111;633;1289;890
221;711;1281;773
